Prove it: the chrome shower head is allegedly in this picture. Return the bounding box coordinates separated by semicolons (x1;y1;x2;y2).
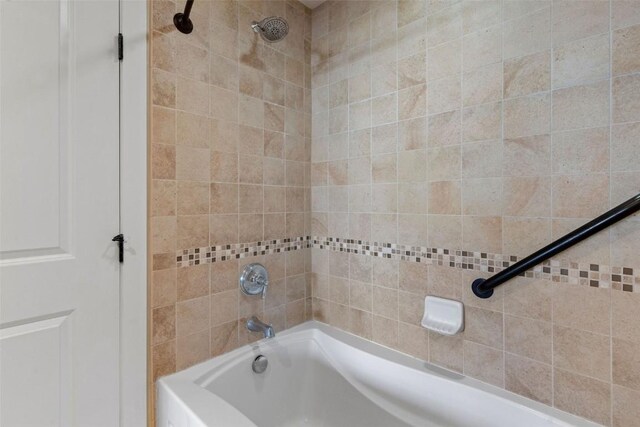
251;16;289;43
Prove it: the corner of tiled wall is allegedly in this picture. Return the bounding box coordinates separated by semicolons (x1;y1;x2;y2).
149;0;640;426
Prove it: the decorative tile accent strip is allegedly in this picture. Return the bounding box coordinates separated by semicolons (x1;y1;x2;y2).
175;236;640;292
176;236;311;268
309;236;640;293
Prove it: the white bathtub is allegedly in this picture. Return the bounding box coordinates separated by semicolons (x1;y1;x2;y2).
157;321;600;427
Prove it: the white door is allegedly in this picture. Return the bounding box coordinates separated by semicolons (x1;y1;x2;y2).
0;0;121;425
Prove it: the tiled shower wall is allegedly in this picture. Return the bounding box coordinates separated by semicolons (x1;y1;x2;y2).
149;0;312;417
309;1;640;426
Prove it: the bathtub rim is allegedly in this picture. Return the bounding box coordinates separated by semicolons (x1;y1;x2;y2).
157;321;601;427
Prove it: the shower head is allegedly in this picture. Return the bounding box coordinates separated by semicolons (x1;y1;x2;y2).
251;16;289;43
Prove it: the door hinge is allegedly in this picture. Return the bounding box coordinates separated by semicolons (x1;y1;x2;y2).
118;33;123;61
112;234;124;263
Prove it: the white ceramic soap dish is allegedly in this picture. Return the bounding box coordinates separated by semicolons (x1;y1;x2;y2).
421;296;464;336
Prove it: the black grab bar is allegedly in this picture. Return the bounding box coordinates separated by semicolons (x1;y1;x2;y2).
471;192;640;299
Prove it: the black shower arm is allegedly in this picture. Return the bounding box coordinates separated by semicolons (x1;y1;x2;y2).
174;0;195;34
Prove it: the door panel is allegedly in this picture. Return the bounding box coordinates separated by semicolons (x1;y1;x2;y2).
0;0;121;425
0;0;69;256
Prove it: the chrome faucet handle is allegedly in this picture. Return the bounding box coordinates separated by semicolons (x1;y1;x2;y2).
240;263;269;299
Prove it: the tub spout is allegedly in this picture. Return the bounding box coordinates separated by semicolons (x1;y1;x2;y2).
246;316;275;338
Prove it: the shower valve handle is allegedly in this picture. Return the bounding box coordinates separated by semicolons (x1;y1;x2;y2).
239;263;269;299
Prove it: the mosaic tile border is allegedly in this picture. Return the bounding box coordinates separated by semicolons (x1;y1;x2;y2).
176;236;311;268
175;236;640;292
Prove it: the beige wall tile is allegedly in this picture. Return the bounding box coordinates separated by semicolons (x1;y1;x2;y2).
372;154;398;183
428;214;462;248
613;291;640;344
176;296;210;337
503;277;553;322
552;173;609;218
553;33;610;89
427;76;461;114
398;52;427;89
503;134;551;177
350;280;372;312
209;214;238;246
152;216;176;254
552;127;609;174
463;62;502;107
612;1;640;30
177;77;209;115
398;150;427;182
463;0;500;34
613;385;640;427
398;214;428;246
503;7;551;59
429;332;463;373
504;51;551;98
210;290;238;326
554;325;611;381
503;217;552;258
177;112;209;148
152;304;175;346
152;31;175;72
426;3;462;48
464;306;504;349
152;107;176;145
505;353;552;405
462;25;501;72
427;146;461;181
152;180;176;217
152;269;177;308
176;329;210;371
372;315;399;348
504;93;551;139
152;340;175;382
428;181;461;215
462;140;503;179
553;283;611;335
428;110;461;147
399;260;429;295
613;74;640;124
152;69;176;108
177;181;209;215
176;146;210;181
152;144;176;180
428;265;462;300
612;122;640;172
399;84;427;120
428;39;461;82
463;215;502;253
177;263;209;302
211;119;239;153
553;80;609;131
613;338;640;391
552;0;609;45
503;176;551;217
462;178;502;216
464;341;504;387
398;322;429;360
398;118;427;151
372;286;398;320
462;102;502;142
554;368;611;425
